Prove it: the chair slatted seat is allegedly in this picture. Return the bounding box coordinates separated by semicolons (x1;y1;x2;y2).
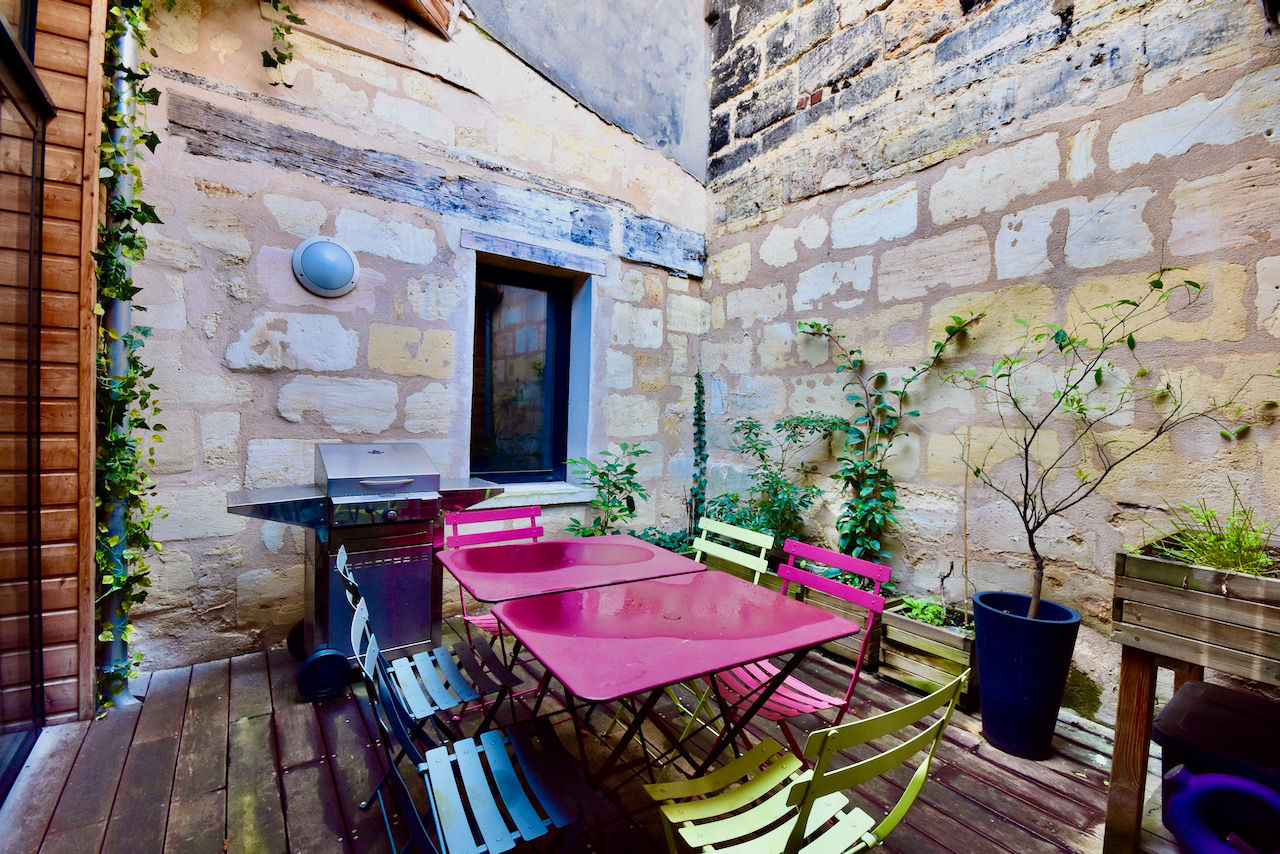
712;538;890;759
444;506;544;642
644;671;968;854
350;598;517;736
363;636;577;854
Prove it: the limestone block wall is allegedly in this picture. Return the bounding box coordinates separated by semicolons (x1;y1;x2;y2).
131;0;708;666
704;0;1280;712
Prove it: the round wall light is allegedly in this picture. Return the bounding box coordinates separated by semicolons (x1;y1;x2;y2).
292;237;360;298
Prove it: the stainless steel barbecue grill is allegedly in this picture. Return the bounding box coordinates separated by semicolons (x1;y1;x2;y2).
227;442;500;701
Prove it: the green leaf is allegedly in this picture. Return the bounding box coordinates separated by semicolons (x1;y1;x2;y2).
1126;333;1135;351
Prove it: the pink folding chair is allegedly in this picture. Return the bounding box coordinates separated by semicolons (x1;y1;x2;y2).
443;505;543;645
713;538;890;761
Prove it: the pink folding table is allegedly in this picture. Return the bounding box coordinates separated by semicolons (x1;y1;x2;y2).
491;571;860;782
438;533;706;603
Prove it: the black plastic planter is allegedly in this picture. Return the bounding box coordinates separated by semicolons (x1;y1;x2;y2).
973;591;1081;759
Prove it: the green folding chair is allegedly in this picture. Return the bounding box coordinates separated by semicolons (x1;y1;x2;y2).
644;670;968;853
664;518;776;740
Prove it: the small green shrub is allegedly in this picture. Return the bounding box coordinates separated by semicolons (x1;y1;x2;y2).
709;413;849;542
566;443;650;537
632;526;694;554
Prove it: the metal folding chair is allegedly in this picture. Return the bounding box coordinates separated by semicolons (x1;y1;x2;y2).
644;671;968;853
363;639;577;854
712;538;890;760
660;518;776;742
443;506;544;645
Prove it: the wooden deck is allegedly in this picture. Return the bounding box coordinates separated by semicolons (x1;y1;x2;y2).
0;643;1175;853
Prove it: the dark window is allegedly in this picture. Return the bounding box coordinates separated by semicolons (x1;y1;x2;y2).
470;264;571;483
0;1;38;57
0;6;51;801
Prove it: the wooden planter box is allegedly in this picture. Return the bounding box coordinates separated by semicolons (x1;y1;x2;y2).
878;602;978;711
1112;551;1280;685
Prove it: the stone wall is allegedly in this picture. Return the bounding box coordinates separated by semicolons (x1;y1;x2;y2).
703;0;1280;713
132;0;708;666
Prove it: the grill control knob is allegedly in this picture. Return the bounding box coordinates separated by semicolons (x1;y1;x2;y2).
383;508;400;522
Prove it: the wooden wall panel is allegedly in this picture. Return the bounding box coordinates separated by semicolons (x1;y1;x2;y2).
26;0;104;721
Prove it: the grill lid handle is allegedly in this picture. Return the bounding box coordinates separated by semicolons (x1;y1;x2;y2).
356;477;416;490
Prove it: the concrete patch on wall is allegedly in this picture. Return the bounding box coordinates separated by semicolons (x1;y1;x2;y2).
760;215;830;267
878;225;991;301
831;183;917;248
277;375;399;434
1066;121;1099;184
225;312;359;371
263;194;327;237
1109;65;1280;170
1256;257;1280;337
794;258;872;310
929;133;1060;225
1063;188;1154;269
995;199;1061;279
368;325;456;378
708;242;753;285
1169;159;1280;256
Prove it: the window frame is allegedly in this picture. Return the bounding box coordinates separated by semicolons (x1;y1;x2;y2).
470;262;574;484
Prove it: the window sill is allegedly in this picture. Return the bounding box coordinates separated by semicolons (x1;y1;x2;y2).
470;481;595;510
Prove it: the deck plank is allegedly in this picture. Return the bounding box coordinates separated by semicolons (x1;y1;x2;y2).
44;705;140;837
38;819;106;854
227;713;288;854
101;734;180;854
171;659;229;800
281;762;348;853
314;687;394;854
0;721;89;854
131;666;191;744
163;786;227;853
267;647;325;769
230;651;274;721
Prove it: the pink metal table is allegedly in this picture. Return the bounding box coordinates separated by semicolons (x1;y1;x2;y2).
492;571;860;781
438;533;706;603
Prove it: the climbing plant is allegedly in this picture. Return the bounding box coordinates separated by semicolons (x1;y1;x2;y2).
690;371;708;528
709;413;850;543
798;315;981;561
95;0;166;705
260;0;306;86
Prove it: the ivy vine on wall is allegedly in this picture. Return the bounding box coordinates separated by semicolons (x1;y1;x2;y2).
94;0;304;705
95;0;165;706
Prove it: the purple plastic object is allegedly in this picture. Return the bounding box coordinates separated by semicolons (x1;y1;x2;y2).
439;534;705;603
491;571;860;702
1164;767;1280;854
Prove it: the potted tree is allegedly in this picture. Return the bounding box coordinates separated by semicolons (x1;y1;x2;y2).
945;268;1275;758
